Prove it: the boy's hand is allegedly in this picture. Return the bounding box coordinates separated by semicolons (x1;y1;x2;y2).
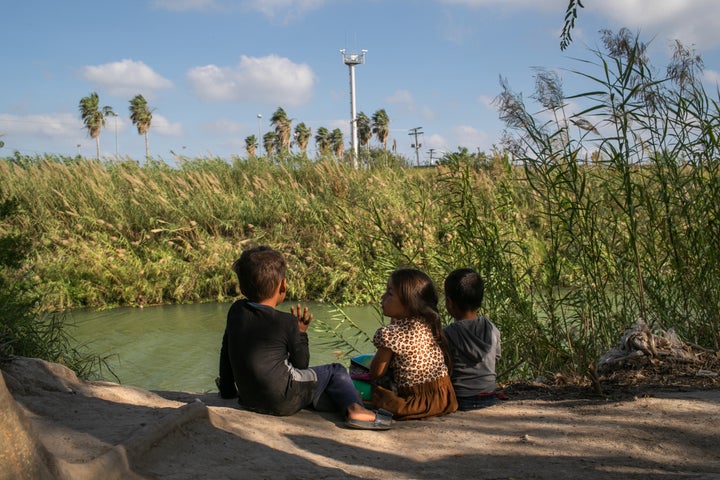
291;303;313;333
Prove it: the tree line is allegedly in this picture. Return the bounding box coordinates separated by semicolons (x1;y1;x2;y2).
78;92;153;160
78;92;391;163
247;107;391;160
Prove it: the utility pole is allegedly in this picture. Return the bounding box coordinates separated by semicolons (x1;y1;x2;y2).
408;127;423;166
340;49;366;168
257;114;262;155
111;112;118;157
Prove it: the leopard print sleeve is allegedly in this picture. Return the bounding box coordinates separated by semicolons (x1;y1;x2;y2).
373;325;393;350
372;327;381;349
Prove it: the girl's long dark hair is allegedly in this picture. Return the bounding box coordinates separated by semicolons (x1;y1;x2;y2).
390;268;452;369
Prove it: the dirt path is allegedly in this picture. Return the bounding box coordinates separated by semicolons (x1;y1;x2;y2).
2;357;719;479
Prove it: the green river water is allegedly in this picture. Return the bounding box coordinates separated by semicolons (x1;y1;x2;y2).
68;302;382;393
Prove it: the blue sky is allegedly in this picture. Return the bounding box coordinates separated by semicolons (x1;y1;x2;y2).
2;0;720;164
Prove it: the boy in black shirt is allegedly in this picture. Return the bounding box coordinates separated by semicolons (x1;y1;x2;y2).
218;246;391;429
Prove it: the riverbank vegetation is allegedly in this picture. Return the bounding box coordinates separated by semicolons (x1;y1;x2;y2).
0;188;102;376
1;30;717;382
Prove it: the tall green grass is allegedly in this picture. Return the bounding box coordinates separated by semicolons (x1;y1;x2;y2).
2;29;717;382
496;29;720;377
0;187;103;378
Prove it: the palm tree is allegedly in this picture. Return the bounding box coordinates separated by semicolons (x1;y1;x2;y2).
245;135;257;157
330;128;344;158
371;109;390;151
270;107;292;155
129;94;153;158
294;123;311;156
356;112;372;151
78;92;111;159
314;127;331;157
263;131;278;157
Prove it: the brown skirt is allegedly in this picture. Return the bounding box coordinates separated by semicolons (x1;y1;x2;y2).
371;374;458;420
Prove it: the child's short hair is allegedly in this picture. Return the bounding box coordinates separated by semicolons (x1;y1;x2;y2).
232;246;286;302
444;268;484;311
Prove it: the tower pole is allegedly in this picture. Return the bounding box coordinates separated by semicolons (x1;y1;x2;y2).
340;49;366;169
349;62;358;162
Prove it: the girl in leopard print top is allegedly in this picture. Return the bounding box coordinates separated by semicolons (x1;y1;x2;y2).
369;269;458;420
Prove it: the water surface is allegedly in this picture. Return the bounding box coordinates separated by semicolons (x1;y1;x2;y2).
68;302;382;393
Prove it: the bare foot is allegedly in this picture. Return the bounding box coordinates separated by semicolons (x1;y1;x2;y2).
346;403;378;422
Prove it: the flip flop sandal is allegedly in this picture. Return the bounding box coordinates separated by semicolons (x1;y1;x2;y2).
344;408;393;430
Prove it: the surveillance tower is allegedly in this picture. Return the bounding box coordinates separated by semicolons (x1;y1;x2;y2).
340;49;366;168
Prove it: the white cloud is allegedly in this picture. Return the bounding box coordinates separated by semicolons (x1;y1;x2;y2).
220;137;248;153
151;0;222;11
326;119;349;136
187;55;315;106
0;113;80;137
589;0;685;25
242;0;328;22
438;11;476;45
437;0;564;10
438;1;720;51
386;89;414;107
203;119;246;136
385;90;435;120
477;94;496;110
704;69;720;86
588;1;720;50
82;60;173;97
102;115;127;134
452;124;493;151
425;133;449;154
151;0;326;19
147;114;183;136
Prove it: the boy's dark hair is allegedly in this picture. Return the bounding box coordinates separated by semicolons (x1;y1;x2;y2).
444;268;484;312
232;246;286;302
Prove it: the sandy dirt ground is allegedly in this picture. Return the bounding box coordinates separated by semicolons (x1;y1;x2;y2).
1;356;720;480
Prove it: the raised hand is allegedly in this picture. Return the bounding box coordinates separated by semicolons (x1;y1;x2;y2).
290;303;313;332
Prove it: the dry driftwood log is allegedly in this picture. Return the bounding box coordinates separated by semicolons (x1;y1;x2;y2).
598;319;700;373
